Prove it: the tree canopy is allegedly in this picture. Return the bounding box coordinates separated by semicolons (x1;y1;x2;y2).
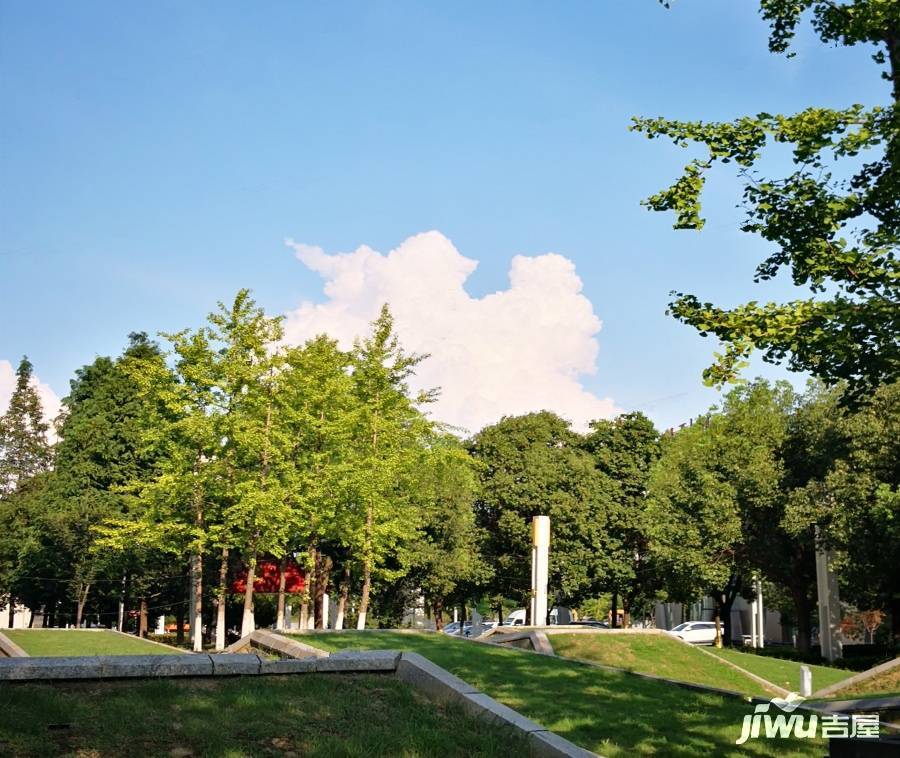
635;1;900;395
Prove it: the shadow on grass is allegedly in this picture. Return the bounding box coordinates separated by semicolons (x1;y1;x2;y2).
0;674;526;757
297;632;825;757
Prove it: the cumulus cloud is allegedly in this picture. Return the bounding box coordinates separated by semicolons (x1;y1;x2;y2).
283;231;616;434
0;359;62;438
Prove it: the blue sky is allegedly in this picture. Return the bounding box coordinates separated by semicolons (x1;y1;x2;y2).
0;1;887;432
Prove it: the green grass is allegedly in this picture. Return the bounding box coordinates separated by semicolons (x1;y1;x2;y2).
2;629;182;656
292;631;825;757
707;646;852;694
0;674;524;757
820;663;900;699
549;633;772;697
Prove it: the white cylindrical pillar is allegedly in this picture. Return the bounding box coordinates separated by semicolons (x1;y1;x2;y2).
756;580;765;649
800;665;812;697
530;515;550;626
322;593;329;629
750;597;758;648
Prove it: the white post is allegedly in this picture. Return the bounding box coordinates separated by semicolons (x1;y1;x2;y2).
453;608;458;623
530;515;550;627
756;579;765;649
156;615;165;635
750;596;758;648
800;665;812;697
285;604;292;630
322;593;329;629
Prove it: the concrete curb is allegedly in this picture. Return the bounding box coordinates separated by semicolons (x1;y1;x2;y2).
813;656;900;698
480;628;556;656
0;631;29;658
241;629;329;659
0;654;217;680
396;652;598;757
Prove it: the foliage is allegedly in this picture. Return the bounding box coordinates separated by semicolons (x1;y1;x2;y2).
405;433;490;626
636;1;900;395
581;412;662;619
470;411;616;608
785;379;900;635
0;356;52;496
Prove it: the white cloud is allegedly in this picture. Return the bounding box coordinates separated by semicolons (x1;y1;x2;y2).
283;231;617;434
0;359;62;439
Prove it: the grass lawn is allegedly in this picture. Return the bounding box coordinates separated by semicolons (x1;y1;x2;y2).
0;674;523;757
707;646;852;694
549;633;772;697
822;663;900;699
293;631;825;757
2;629;182;656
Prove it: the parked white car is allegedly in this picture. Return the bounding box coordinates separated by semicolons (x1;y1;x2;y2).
667;621;718;645
503;609;527;626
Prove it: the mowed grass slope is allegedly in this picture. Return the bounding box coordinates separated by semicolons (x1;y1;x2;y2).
549;632;772;697
825;663;900;699
0;674;524;757
2;629;182;656
706;646;852;694
294;631;824;757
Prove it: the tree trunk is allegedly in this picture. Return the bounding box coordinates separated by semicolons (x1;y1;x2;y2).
139;598;148;638
356;559;371;630
241;554;257;637
610;590;619;629
176;601;185;644
306;546;318;629
314;553;332;629
275;554;288;631
215;547;229;650
356;504;374;630
335;563;350;630
7;596;14;628
191;551;203;651
790;581;813;653
300;597;309;631
75;583;90;628
715;575;740;647
433;598;445;631
117;574;126;633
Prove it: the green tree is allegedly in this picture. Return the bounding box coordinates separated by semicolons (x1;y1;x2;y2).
786;380;900;640
0;356;53;625
633;1;900;395
0;357;52;497
648;381;801;645
470;411;616;618
206;291;292;637
29;335;169;627
348;305;433;628
279;335;357;630
582;412;662;627
406;433;489;630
